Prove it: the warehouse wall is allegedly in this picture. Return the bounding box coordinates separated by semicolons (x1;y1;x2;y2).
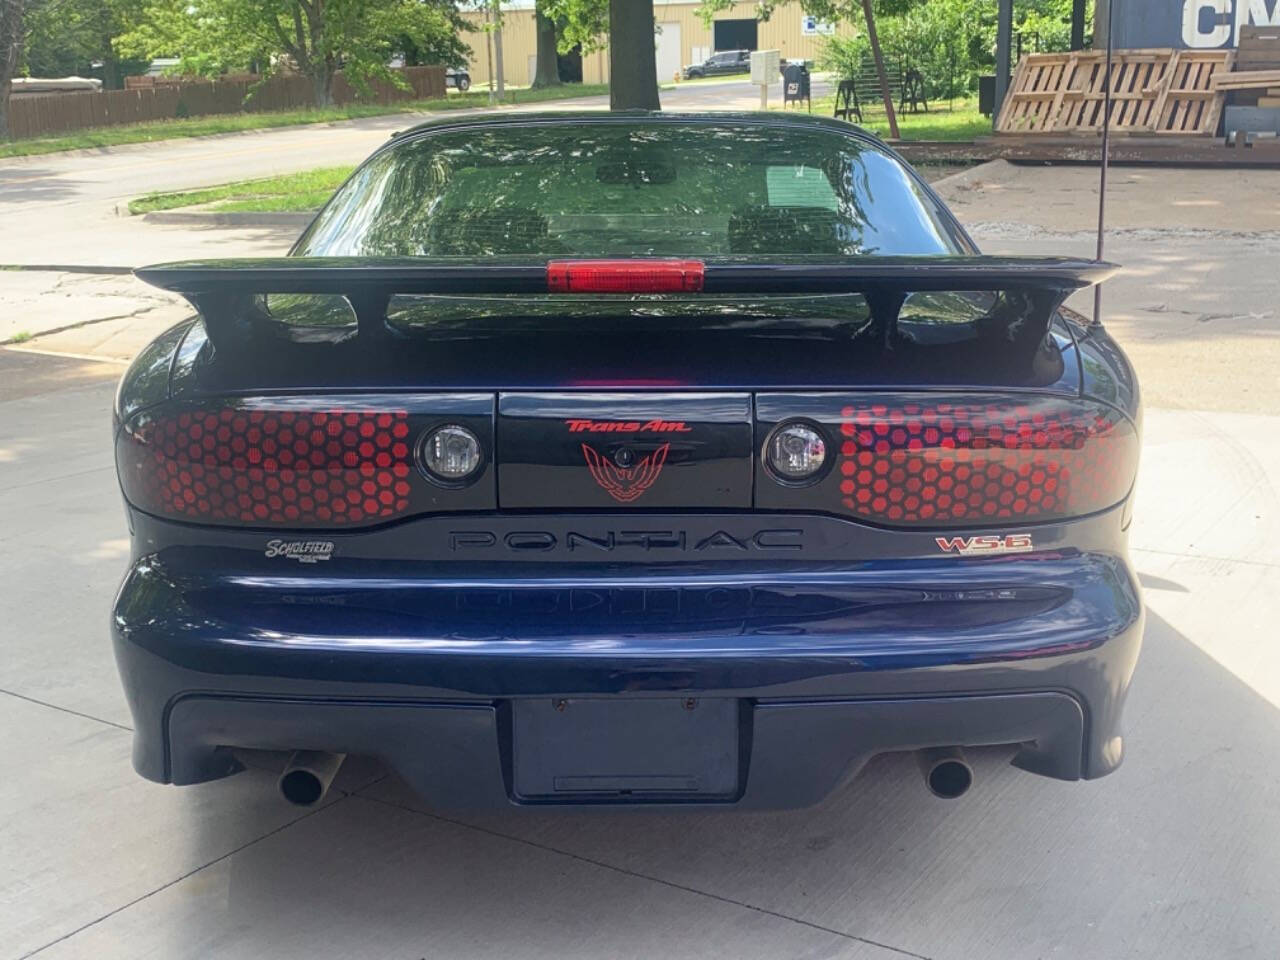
1115;0;1279;49
460;1;854;89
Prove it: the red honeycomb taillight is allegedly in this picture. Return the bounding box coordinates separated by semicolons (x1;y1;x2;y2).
118;406;415;527
832;398;1137;525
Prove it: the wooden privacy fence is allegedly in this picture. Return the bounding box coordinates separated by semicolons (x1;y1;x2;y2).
996;49;1234;136
6;66;446;141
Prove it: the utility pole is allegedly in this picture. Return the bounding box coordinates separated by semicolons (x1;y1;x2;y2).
994;0;1013;126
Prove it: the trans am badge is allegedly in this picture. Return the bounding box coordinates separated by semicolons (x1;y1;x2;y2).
265;539;335;563
581;443;669;503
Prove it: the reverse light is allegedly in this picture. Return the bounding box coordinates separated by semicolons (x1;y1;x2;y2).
547;259;705;294
765;422;828;483
419;424;483;484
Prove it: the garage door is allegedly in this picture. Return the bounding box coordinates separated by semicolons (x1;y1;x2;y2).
655;22;682;83
714;19;758;52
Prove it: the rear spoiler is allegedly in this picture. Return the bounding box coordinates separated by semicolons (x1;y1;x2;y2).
135;255;1118;358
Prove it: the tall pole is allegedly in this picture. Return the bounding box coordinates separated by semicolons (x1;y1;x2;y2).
861;0;899;139
994;0;1013;126
1093;0;1115;324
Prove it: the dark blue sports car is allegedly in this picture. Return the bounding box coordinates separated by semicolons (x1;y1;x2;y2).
113;112;1142;808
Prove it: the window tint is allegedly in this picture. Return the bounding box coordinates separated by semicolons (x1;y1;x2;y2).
295;121;966;259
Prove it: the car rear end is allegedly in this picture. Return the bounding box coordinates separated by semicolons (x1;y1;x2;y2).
111;114;1142;808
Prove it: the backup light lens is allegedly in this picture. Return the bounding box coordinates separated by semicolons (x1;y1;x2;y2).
766;422;828;482
547;259;705;293
420;424;482;483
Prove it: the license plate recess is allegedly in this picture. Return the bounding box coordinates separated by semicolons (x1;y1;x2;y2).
511;698;741;802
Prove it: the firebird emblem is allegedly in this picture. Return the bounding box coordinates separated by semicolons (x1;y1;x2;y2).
581;443;669;502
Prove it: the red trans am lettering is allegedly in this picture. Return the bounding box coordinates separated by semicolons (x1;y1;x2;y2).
935;534;1034;556
581;443;670;502
565;419;693;434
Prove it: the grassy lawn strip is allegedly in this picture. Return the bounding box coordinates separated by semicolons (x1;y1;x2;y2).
0;83;609;160
129;166;354;214
806;97;989;142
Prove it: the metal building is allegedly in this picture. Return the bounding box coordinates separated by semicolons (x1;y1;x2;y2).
460;0;855;88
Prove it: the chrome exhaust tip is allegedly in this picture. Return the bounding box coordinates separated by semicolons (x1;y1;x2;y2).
278;751;346;806
917;746;974;799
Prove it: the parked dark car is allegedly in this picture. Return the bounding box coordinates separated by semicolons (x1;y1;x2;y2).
114;112;1143;810
682;49;750;79
445;67;470;91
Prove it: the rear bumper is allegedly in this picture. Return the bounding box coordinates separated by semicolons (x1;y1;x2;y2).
113;548;1143;808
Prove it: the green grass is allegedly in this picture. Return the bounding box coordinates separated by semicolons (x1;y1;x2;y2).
0;82;610;159
807;96;989;141
128;166;355;215
8;331;33;343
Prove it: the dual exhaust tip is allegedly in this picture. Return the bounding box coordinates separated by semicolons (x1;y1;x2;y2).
276;746;974;805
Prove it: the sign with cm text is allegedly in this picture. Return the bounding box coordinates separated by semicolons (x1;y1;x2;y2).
1115;0;1279;48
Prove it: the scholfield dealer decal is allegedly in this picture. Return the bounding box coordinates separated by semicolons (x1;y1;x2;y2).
265;539;335;563
935;534;1033;556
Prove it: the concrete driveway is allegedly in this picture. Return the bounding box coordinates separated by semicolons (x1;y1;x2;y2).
2;127;1279;956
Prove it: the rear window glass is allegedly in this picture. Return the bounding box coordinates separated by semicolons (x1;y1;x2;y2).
294;121;965;259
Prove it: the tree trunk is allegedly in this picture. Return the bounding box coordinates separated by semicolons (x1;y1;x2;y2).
608;0;659;111
0;75;11;140
311;65;335;107
861;0;898;139
491;0;505;101
532;8;560;88
0;0;23;140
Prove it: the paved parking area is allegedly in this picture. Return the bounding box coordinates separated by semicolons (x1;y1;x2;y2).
2;143;1279;957
3;346;1277;960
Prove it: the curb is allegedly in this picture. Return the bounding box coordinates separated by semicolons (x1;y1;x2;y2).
141;211;315;227
1;263;134;274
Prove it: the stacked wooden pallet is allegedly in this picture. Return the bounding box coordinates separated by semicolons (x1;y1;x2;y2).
996;48;1233;136
1211;27;1280;103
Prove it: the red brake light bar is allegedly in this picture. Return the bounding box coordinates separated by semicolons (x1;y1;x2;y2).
547;259;705;294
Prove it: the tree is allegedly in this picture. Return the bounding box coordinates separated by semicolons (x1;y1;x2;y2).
607;0;658;109
0;0;22;139
120;0;470;107
531;4;560;88
547;0;658;109
23;0;149;89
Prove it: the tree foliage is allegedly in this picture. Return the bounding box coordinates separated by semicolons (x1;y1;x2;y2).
118;0;471;106
23;0;148;87
543;0;608;55
807;0;1090;100
1;0;24;138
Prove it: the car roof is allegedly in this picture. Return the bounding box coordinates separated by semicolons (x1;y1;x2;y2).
389;110;881;147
